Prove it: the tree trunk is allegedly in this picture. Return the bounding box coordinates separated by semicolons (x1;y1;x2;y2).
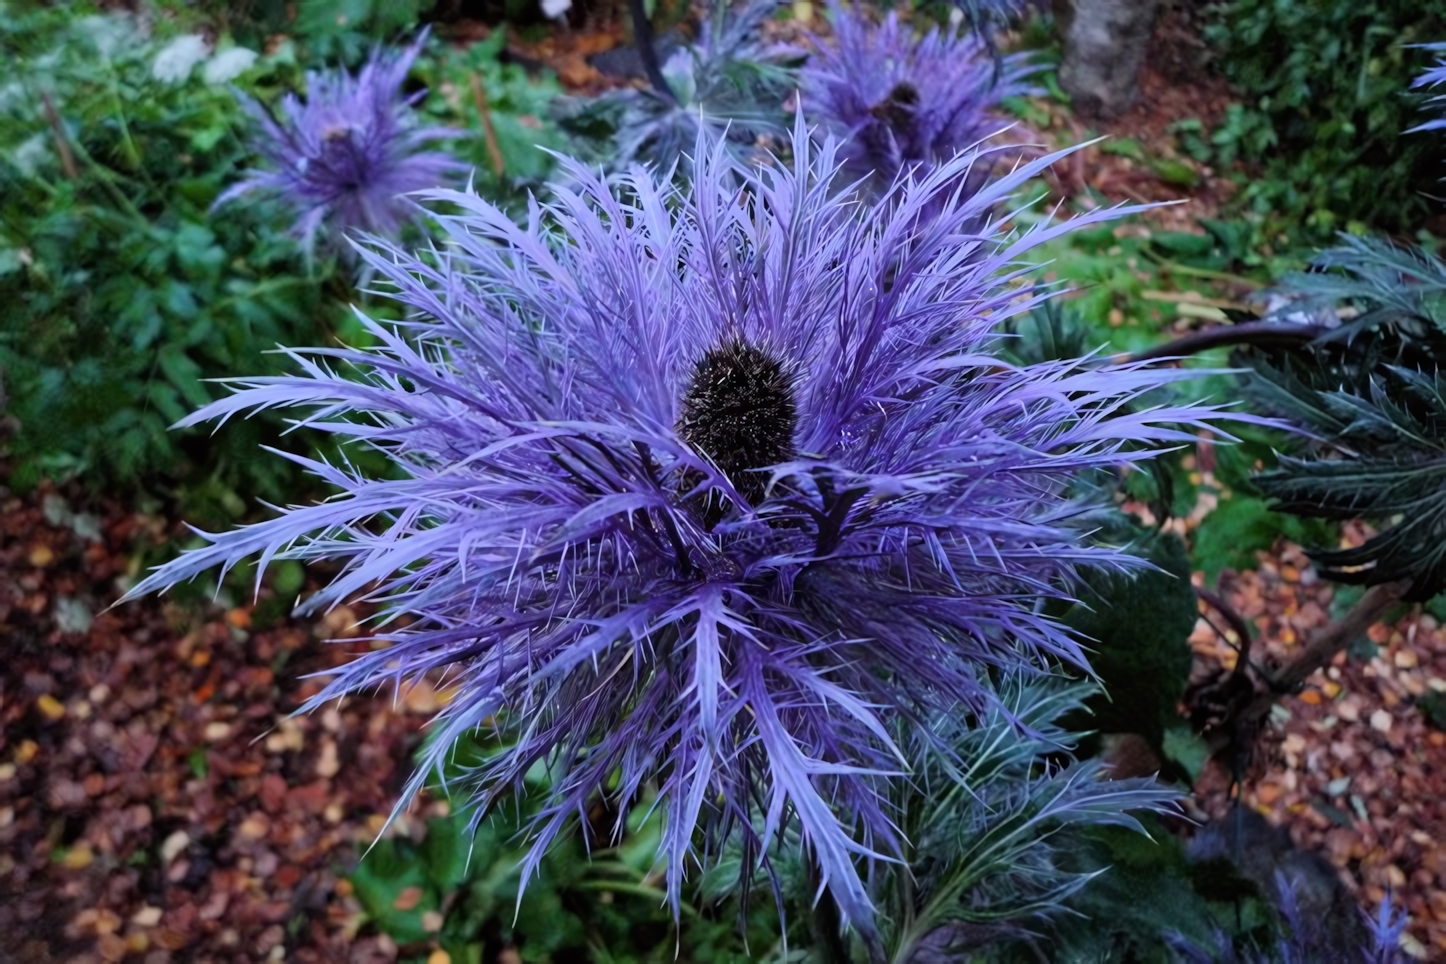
1052;0;1161;118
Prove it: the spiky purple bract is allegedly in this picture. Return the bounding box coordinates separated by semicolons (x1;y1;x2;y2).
1409;43;1446;135
216;30;465;256
129;117;1236;936
804;2;1034;198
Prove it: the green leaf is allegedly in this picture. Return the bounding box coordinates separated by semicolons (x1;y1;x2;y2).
1064;533;1197;749
156;345;212;411
1191;494;1334;582
1161;724;1210;784
188;124;227;152
1419;691;1446;730
1101;138;1147;161
350;841;441;945
421;812;473;894
145;381;189;427
1149;157;1201;188
269;560;306;601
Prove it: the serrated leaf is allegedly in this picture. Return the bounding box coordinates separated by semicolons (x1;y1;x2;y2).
1191;494;1335;583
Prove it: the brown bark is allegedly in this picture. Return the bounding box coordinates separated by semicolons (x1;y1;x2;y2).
1052;0;1162;118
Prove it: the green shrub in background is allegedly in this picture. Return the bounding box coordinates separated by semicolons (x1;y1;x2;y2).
0;6;349;517
154;0;440;64
0;4;566;522
1204;0;1445;239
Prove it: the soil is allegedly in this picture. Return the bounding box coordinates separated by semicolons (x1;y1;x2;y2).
1027;1;1240;233
0;479;435;963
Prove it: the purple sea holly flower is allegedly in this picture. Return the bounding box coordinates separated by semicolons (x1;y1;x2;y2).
554;0;800;178
1409;43;1446;134
804;2;1035;199
127;116;1238;938
216;30;466;257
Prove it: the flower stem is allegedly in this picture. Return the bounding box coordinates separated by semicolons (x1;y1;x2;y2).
1119;321;1328;364
626;0;677;103
1202;580;1409;765
805;861;863;964
1269;581;1408;692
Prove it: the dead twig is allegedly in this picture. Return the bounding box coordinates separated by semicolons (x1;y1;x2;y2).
1195;585;1256;675
468;73;507;180
40;91;78;179
1192;580;1410;780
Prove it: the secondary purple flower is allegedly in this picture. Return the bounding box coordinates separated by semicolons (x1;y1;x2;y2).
804;2;1035;197
1409;43;1446;134
216;30;465;256
554;0;800;177
128;118;1233;937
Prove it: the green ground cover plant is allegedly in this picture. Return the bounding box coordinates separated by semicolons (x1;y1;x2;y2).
0;5;342;515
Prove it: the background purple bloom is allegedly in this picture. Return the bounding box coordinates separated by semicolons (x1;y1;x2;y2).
804;2;1035;198
1409;42;1446;134
216;30;465;256
129;118;1236;937
552;0;800;178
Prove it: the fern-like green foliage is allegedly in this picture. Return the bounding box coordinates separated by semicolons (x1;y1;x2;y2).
1246;235;1446;601
1018;821;1225;964
876;677;1180;963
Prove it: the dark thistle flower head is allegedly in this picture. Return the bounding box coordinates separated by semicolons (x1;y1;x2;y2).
1408;42;1446;135
216;29;466;256
678;336;797;517
804;1;1035;197
128;116;1238;936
